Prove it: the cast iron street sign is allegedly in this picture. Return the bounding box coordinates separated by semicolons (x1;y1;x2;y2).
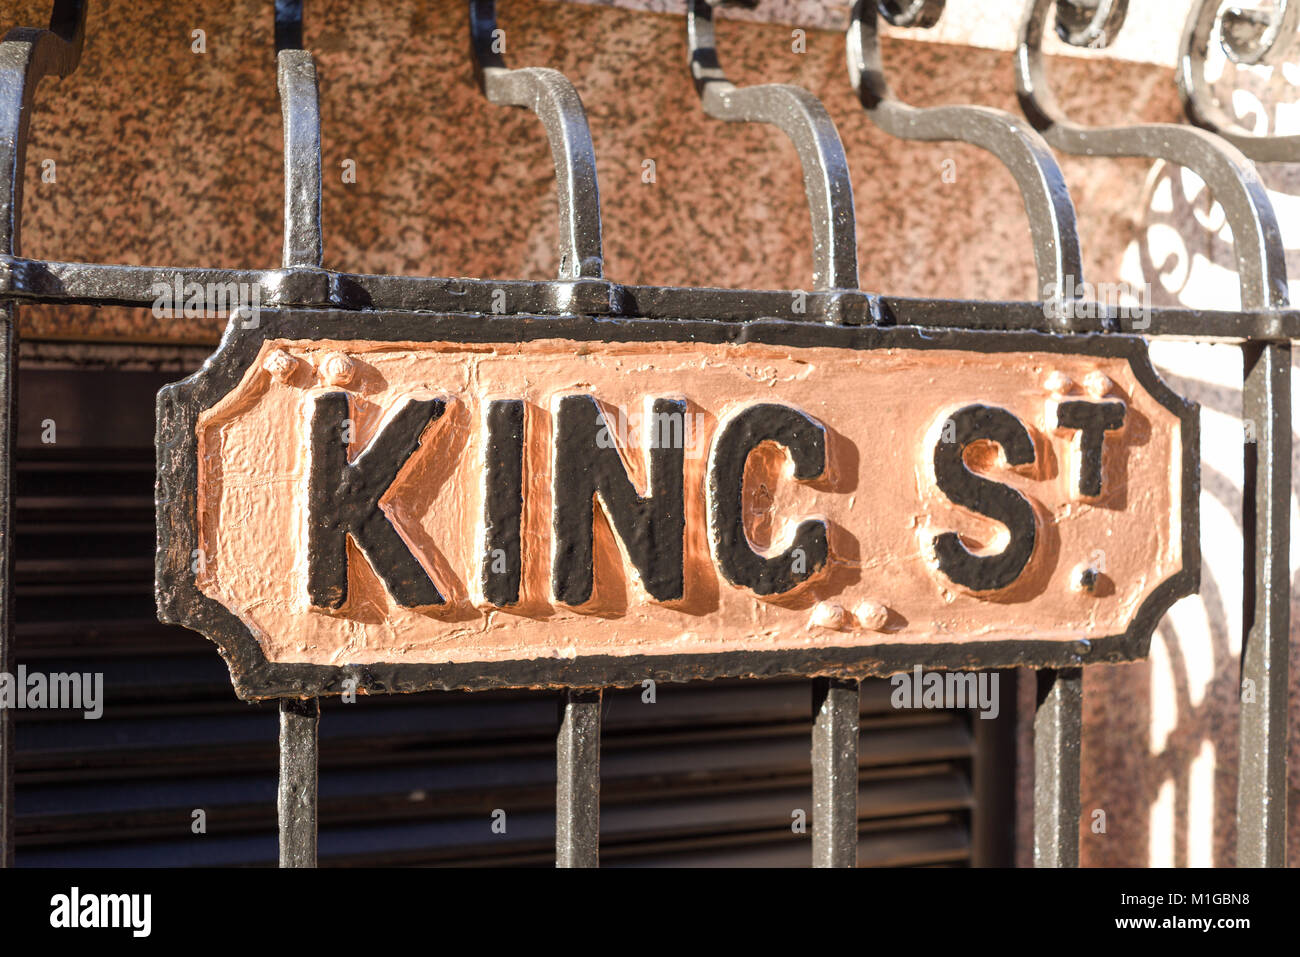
156;310;1197;699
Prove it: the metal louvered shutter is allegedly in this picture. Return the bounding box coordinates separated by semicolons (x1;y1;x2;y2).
11;354;1016;867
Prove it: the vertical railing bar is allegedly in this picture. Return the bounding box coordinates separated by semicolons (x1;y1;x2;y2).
685;8;865;868
556;688;601;867
0;0;86;870
278;697;320;868
274;0;305;55
687;0;860;291
1033;668;1081;867
1177;0;1294;868
273;3;323;868
1;29;29;871
0;304;12;868
848;1;1085;301
277;43;323;269
851;4;1093;871
1017;0;1292;868
1180;3;1296;866
812;677;860;867
1238;340;1291;867
469;0;604;280
971;670;1018;867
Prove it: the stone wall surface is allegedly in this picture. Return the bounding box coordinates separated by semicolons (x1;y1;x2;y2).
10;0;1177;339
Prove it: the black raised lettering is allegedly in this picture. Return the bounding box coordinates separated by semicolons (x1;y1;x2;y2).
482;399;524;606
707;403;828;596
552;395;686;605
308;392;446;609
932;404;1037;592
1054;400;1126;497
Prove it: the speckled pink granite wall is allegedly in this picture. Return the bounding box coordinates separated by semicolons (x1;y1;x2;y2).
12;0;1172;339
6;0;1296;868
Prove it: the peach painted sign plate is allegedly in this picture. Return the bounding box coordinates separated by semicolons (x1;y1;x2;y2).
156;311;1198;699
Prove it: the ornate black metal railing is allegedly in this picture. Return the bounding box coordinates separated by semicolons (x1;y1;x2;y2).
0;0;1292;868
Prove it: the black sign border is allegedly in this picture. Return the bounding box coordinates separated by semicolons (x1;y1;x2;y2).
156;309;1199;700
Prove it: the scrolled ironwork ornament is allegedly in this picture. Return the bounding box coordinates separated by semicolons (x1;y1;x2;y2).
687;0;859;291
847;0;1084;303
1178;0;1300;158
